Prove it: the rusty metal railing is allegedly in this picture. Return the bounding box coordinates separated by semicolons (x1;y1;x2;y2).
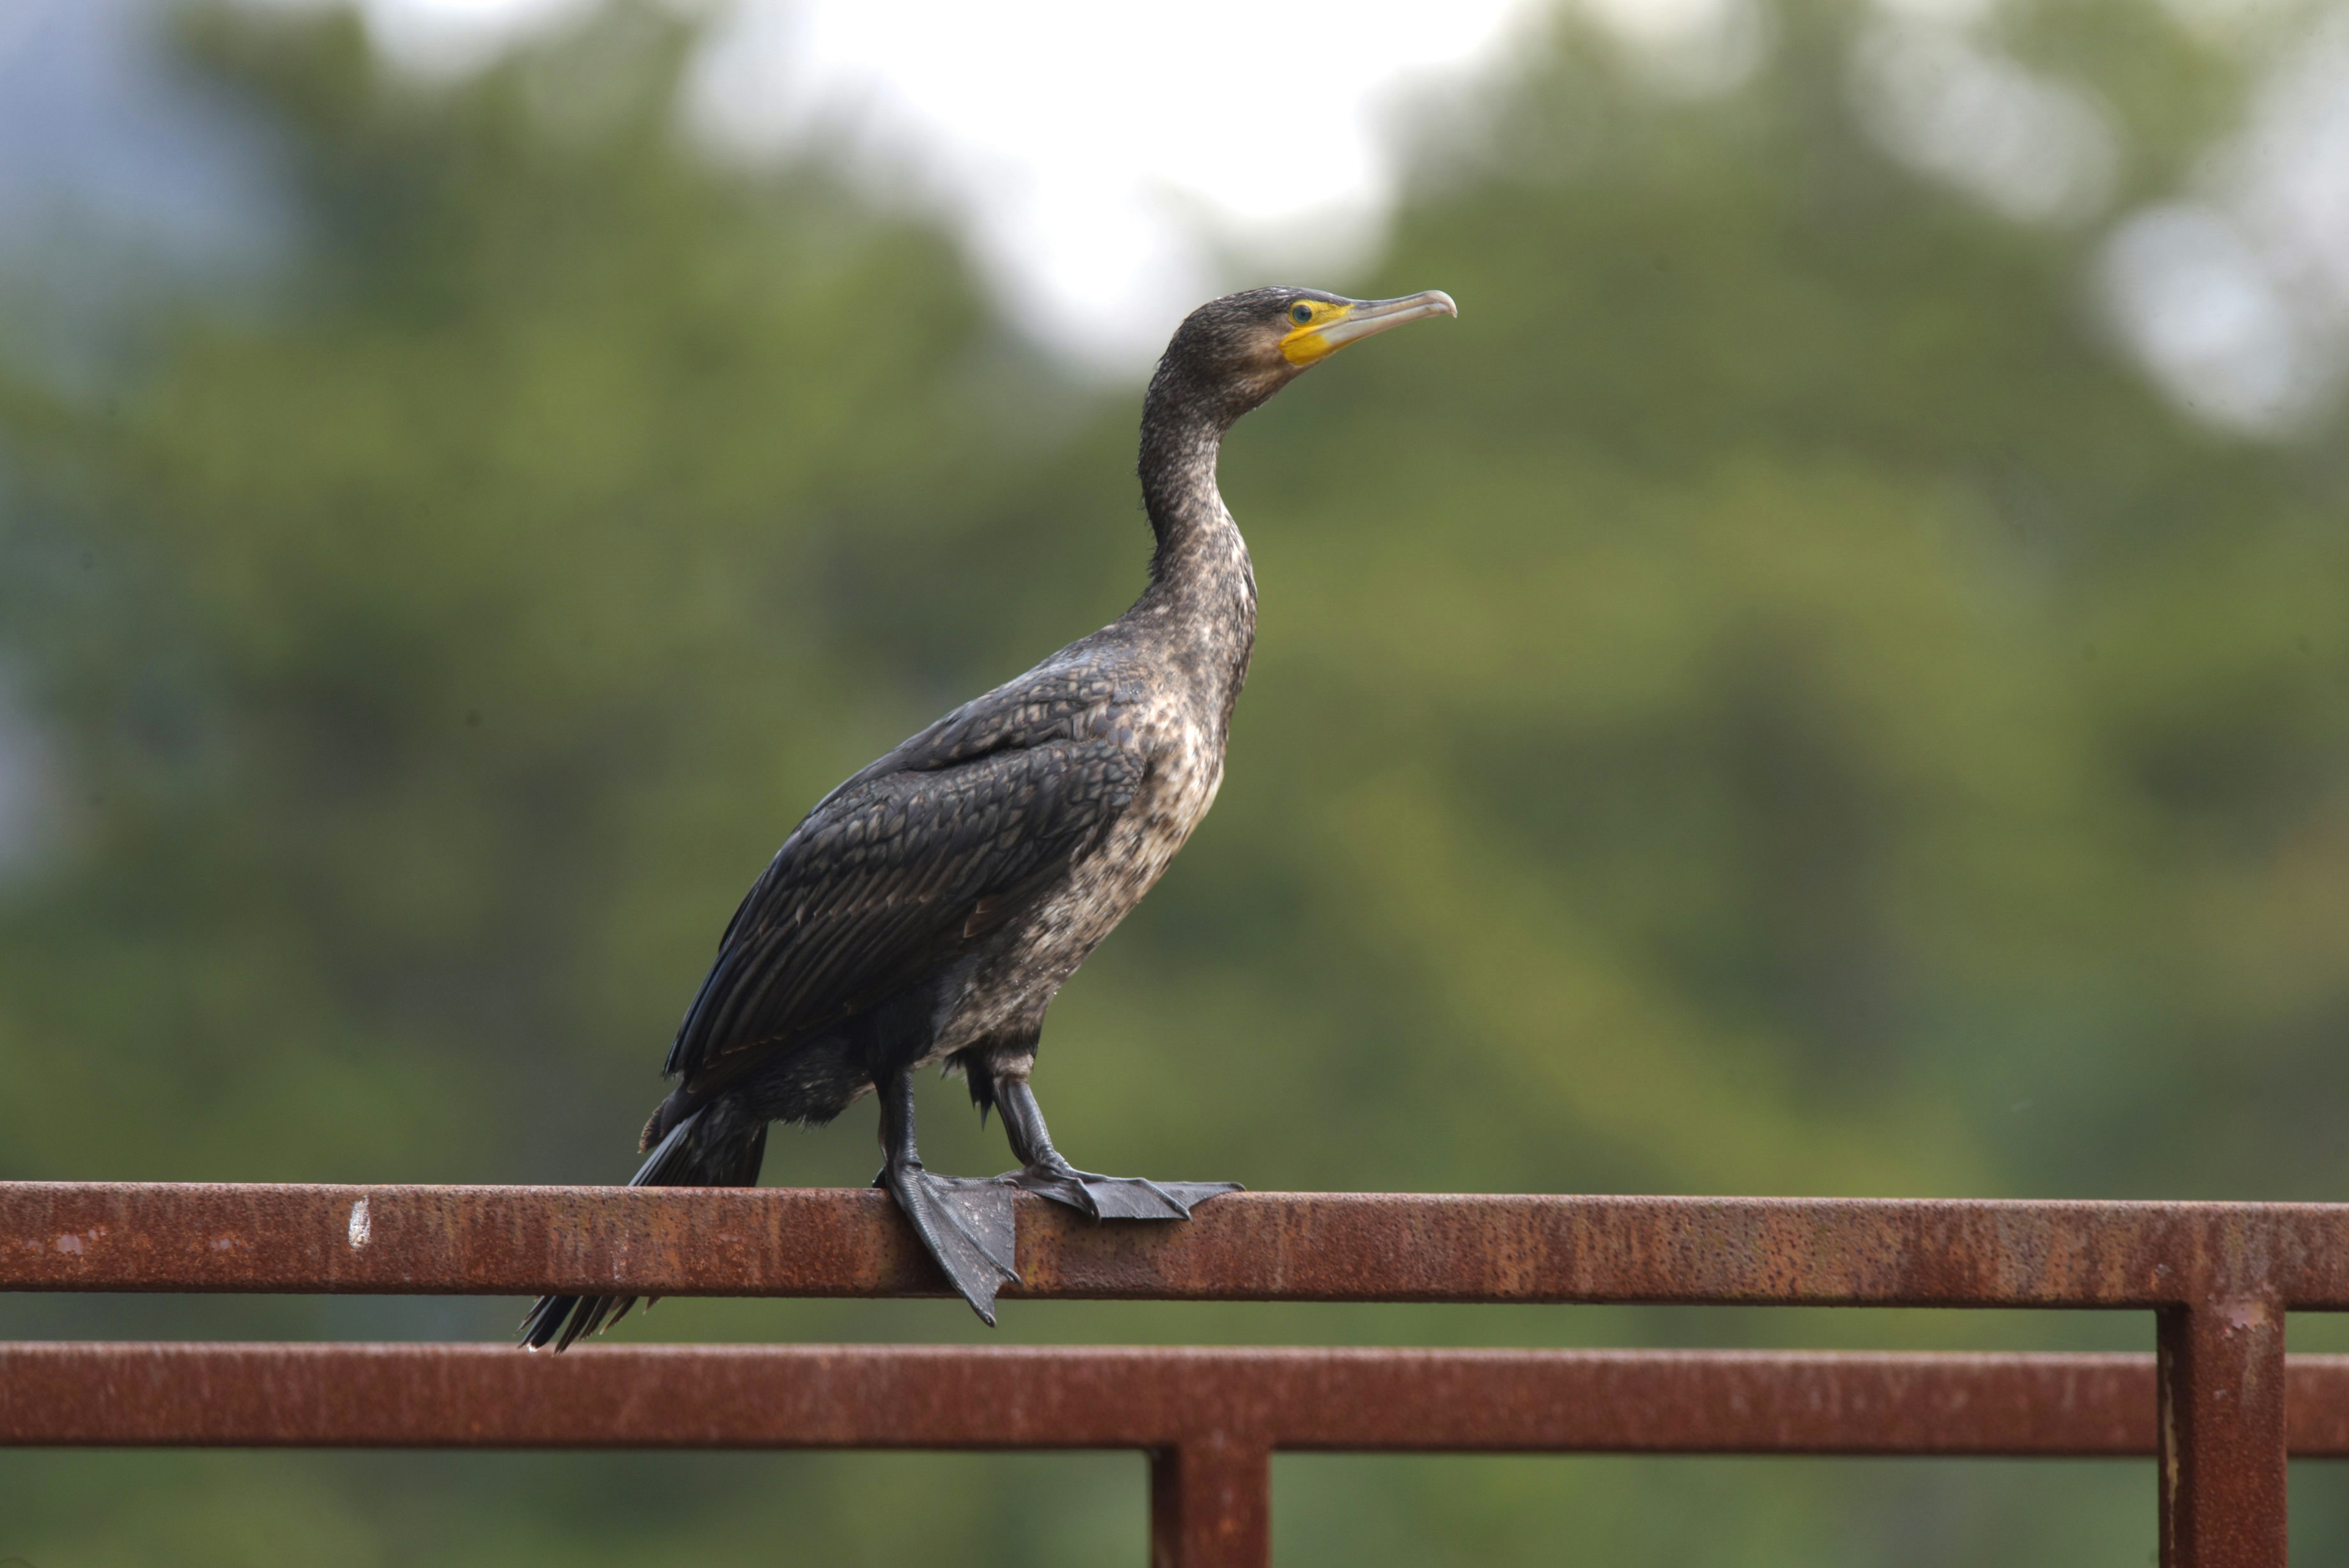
6;1184;2344;1566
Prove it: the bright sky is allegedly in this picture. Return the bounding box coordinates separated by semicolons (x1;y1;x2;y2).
15;0;2349;419
314;0;1552;366
302;0;2349;409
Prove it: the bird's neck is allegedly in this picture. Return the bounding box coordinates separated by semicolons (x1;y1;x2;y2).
1132;403;1256;709
1139;408;1250;601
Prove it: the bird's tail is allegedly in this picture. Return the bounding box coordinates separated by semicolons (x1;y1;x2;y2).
519;1095;769;1351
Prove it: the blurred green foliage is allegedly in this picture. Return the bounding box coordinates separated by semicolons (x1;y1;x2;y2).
4;0;2349;1561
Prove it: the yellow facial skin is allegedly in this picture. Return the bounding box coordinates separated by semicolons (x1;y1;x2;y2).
1278;300;1357;366
1278;290;1458;366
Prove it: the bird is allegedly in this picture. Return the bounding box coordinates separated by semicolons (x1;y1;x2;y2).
522;285;1457;1348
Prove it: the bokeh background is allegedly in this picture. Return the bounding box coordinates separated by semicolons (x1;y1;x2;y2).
6;0;2349;1559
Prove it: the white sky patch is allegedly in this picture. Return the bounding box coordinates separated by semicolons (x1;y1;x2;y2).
1849;17;2118;225
250;0;1541;367
682;0;1545;368
2101;203;2320;433
199;0;2349;422
2097;7;2349;436
2225;9;2349;332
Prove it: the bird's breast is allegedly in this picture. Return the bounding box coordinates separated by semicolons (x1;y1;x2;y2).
1036;706;1223;956
930;705;1226;1060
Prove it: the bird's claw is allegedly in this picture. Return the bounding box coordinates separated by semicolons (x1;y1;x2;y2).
1011;1165;1242;1222
885;1163;1020;1325
881;1156;1238;1323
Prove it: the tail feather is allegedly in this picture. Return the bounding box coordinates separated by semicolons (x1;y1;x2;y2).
520;1102;769;1351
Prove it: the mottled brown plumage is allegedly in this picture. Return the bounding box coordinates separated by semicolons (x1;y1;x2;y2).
524;286;1453;1348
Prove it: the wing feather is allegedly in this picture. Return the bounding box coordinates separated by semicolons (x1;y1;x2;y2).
665;724;1141;1086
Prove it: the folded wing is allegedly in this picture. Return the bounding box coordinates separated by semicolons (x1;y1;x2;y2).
666;672;1141;1088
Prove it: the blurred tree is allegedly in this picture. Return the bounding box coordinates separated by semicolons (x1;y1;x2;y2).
0;5;1056;1189
3;0;2348;1562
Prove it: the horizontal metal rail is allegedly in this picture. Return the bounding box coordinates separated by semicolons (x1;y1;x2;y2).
9;1343;2349;1457
9;1183;2349;1306
9;1343;2348;1568
6;1182;2340;1567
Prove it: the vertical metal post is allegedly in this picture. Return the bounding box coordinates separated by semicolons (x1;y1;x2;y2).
2159;1299;2288;1567
1151;1433;1271;1568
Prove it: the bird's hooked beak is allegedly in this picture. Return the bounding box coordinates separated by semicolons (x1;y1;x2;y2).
1280;290;1458;367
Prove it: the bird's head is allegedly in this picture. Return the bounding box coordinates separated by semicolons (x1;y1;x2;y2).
1147;286;1458;428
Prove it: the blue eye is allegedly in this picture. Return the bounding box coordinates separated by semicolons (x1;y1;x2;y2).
1290;303;1313;324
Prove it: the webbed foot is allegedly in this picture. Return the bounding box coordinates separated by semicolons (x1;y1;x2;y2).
1012;1162;1242;1221
883;1161;1020;1325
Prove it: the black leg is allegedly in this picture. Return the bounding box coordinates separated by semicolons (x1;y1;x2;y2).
876;1070;1019;1323
996;1076;1242;1221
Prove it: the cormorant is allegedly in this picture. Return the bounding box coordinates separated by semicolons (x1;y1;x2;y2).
522;285;1457;1348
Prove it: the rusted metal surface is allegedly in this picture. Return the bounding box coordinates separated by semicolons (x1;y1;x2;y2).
9;1184;2349;1308
8;1184;2340;1565
1153;1434;1270;1568
2161;1302;2290;1568
8;1342;2349;1457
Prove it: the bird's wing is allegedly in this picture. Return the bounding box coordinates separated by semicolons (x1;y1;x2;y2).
832;662;1127;793
665;674;1141;1086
